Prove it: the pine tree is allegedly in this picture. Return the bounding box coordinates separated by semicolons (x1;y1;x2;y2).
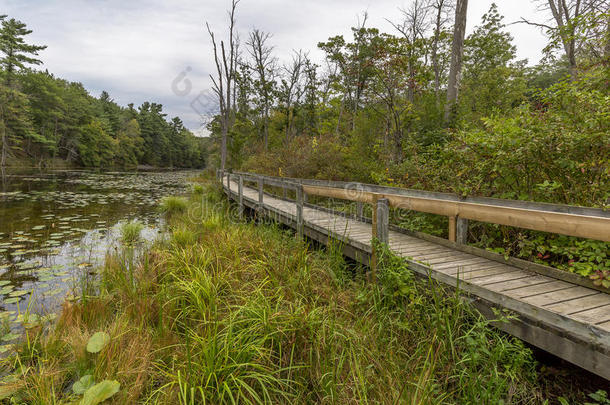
0;17;46;86
0;17;47;166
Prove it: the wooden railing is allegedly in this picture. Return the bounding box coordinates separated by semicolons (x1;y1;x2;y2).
218;169;610;245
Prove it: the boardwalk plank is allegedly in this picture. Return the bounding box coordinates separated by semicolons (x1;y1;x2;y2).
568;304;610;325
468;270;532;286
545;294;610;314
523;287;598;307
502;280;573;298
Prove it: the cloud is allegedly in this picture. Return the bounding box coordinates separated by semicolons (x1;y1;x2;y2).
3;0;549;131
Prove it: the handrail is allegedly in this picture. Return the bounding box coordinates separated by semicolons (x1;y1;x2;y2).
218;170;610;243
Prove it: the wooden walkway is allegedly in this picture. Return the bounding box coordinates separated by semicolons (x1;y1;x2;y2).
221;174;610;380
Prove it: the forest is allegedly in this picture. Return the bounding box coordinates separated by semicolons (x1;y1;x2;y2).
206;1;609;279
0;15;208;169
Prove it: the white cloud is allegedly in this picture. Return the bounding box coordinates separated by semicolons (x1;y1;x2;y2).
3;0;550;131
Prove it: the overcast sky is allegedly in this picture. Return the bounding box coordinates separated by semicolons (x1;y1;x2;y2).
3;0;551;133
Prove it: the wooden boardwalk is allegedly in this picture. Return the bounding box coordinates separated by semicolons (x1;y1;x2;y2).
221;173;610;380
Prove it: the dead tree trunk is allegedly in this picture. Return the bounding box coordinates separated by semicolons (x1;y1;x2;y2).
207;0;240;170
444;0;468;126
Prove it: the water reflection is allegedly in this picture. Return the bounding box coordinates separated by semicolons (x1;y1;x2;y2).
0;169;197;350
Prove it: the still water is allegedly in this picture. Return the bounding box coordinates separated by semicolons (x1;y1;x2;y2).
0;169;197;351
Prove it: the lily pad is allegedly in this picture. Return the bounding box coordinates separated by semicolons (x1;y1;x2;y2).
80;380;120;405
1;332;20;342
86;331;110;353
4;297;20;304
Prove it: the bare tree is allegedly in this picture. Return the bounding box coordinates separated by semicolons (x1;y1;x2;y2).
206;0;240;170
518;0;609;73
444;0;468;125
390;0;430;103
247;29;276;150
280;50;306;140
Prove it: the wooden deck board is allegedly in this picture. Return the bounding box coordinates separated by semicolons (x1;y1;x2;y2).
523;287;599;307
545;294;610;314
568;305;610;325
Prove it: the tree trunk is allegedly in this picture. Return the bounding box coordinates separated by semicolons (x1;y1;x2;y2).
0;103;6;167
431;0;444;110
444;0;468;126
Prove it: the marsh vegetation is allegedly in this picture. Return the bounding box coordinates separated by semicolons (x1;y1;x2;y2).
1;180;606;403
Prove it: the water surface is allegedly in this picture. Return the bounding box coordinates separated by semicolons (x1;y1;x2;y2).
0;169;197;351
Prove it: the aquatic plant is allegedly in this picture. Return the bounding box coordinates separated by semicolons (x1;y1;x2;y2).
192;184;204;195
159;196;188;215
120;221;144;245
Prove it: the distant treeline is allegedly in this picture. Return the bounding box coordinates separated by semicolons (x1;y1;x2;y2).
0;15;208;168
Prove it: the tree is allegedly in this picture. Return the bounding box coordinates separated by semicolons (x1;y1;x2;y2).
247;29;276;149
429;0;455;109
0;17;46;166
444;0;468;125
368;34;411;162
279;50;305;141
460;4;527;121
518;0;609;77
0;17;46;86
206;0;240;170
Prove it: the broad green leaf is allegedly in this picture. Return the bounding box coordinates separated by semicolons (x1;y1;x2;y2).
79;380;120;405
86;332;110;353
73;374;95;395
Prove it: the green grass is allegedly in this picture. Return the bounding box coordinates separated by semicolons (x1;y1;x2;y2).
192;184;204;195
0;181;595;404
159;196;188;215
120;220;144;245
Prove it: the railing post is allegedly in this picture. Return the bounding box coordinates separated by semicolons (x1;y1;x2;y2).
448;216;457;242
238;175;244;218
376;198;389;245
226;173;231;196
456;217;468;244
356;201;364;221
296;185;304;239
283;187;287;199
370;194;379;282
258;176;264;211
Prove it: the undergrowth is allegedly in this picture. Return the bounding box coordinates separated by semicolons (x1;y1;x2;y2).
0;181;584;404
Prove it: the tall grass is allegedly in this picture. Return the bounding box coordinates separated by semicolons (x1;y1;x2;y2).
0;181;578;403
159;196;188;215
120;220;144;244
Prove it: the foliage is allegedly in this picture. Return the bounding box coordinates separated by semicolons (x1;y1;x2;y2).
0;16;208;168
